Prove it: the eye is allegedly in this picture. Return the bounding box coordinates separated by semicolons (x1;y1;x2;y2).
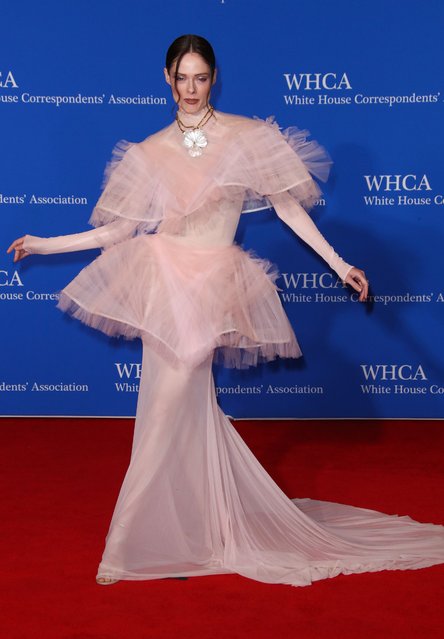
197;76;209;83
176;75;185;82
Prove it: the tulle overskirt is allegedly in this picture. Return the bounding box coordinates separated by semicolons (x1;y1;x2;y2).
57;233;301;369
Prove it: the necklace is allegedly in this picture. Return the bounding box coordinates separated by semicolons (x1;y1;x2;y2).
176;106;215;157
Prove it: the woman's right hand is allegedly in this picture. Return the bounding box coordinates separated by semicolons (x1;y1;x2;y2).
7;236;30;263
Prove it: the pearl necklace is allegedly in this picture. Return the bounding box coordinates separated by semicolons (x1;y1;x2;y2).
175;106;215;157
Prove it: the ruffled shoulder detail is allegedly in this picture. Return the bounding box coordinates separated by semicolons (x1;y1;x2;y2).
89;139;162;234
218;115;332;213
87;113;332;236
257;116;332;181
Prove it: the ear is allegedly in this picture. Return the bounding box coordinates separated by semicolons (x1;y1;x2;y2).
212;68;218;86
164;67;172;86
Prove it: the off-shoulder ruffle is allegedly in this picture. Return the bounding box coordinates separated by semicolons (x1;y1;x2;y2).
87;112;332;235
221;115;332;214
89;141;162;233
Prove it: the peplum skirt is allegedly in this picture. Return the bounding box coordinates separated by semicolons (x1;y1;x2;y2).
57;232;302;369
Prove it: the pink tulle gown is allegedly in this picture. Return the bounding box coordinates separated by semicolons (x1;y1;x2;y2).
23;110;444;586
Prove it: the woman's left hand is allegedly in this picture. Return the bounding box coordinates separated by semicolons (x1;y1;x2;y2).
344;267;369;302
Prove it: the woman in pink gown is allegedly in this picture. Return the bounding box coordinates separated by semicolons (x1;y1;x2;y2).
8;35;444;587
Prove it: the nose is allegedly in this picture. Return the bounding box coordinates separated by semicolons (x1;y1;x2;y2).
187;78;196;94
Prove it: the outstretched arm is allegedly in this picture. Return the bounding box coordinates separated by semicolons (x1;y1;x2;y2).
268;191;368;301
7;217;139;262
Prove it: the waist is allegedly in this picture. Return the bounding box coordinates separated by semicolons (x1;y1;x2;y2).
157;228;234;249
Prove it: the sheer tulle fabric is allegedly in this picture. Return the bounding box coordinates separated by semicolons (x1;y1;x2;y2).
97;344;444;585
89;112;331;236
57;233;301;369
22;108;444;586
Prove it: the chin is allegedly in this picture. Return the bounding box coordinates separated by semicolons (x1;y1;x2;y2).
181;101;204;113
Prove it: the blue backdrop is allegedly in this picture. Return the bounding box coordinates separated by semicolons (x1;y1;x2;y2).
1;0;443;418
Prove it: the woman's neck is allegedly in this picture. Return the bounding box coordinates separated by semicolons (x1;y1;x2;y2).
176;105;215;128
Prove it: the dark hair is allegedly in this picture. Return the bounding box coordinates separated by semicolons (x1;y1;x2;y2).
165;34;216;82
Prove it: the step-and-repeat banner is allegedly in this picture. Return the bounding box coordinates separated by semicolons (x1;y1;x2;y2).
1;0;443;418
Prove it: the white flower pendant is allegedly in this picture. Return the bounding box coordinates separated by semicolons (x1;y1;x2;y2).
183;128;208;157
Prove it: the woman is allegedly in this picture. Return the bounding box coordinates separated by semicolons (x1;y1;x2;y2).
8;35;444;587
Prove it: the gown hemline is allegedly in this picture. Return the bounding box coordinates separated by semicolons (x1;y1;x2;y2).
96;493;444;586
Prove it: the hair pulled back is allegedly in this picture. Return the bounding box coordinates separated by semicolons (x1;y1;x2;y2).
165;34;216;82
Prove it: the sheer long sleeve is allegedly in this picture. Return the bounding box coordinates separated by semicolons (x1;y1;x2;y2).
268;191;353;281
22;137;163;257
22;217;139;255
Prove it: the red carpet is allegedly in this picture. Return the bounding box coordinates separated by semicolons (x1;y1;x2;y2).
1;417;443;639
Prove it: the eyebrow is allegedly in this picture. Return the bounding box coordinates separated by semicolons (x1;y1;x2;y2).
175;72;210;76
